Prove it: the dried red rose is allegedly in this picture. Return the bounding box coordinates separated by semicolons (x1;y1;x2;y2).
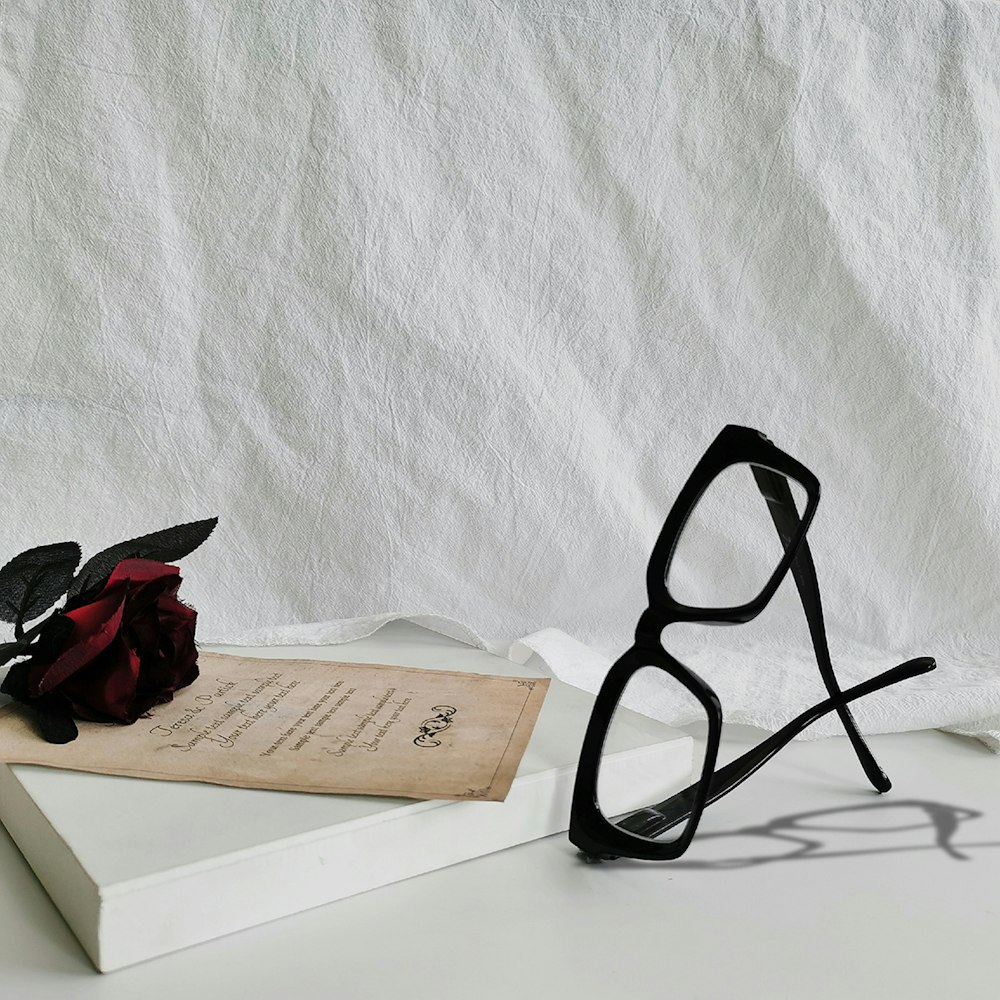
24;558;199;724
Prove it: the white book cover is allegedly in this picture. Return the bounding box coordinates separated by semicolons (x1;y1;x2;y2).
0;621;692;972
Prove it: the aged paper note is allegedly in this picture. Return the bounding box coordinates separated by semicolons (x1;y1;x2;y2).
0;652;549;801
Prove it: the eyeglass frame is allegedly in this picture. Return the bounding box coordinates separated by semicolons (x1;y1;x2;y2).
568;424;936;862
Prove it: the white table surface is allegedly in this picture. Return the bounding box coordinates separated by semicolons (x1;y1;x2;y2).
1;627;997;999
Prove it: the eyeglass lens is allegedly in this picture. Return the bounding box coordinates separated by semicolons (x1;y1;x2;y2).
666;463;809;609
595;664;709;845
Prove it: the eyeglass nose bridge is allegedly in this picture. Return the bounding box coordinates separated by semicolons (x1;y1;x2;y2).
634;608;662;648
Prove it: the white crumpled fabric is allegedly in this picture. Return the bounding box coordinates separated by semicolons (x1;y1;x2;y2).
1;2;999;750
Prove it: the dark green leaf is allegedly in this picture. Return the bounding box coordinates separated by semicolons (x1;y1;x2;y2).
66;517;218;604
0;613;62;668
32;613;75;661
0;659;30;700
0;639;28;669
0;542;82;627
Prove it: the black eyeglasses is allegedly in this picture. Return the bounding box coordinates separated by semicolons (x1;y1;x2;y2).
569;425;936;862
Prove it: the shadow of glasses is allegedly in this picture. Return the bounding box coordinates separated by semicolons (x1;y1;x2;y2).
583;799;997;869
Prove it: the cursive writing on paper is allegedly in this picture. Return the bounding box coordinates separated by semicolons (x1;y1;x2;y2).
0;653;550;802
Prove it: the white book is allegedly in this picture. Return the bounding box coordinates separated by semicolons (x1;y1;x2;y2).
0;621;692;972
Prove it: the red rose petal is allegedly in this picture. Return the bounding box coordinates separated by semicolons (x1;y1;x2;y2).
63;582;127;635
29;558;198;723
29;594;126;696
62;638;141;723
115;562;183;622
97;641;142;721
108;559;180;587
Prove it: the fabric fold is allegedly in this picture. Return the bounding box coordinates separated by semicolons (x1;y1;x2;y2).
202;614;1000;752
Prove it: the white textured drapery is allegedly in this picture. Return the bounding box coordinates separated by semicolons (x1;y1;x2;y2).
2;2;999;748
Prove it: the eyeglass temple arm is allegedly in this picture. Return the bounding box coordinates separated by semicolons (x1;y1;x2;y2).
620;655;936;839
750;466;892;793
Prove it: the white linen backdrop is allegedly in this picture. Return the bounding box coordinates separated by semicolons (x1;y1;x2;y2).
2;2;1000;750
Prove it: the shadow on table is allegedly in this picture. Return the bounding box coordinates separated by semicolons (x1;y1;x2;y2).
603;799;1000;869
